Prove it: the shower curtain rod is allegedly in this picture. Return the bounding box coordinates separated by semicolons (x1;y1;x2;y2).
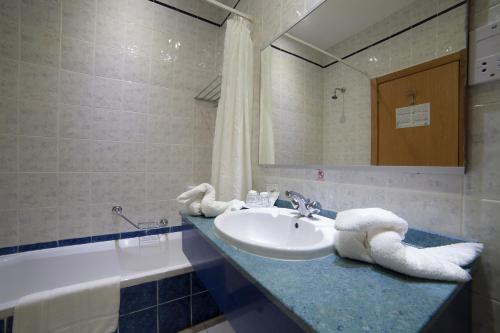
284;33;370;78
202;0;254;22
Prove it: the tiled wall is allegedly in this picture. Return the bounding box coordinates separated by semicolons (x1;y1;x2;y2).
323;0;466;166
269;39;323;165
239;0;500;330
0;0;223;249
0;271;220;333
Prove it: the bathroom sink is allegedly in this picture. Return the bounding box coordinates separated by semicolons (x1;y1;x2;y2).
214;207;336;260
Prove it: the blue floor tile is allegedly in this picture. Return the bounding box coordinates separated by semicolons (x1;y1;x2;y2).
120;281;157;315
192;292;220;326
158;273;190;303
158;297;190;333
119;307;157;333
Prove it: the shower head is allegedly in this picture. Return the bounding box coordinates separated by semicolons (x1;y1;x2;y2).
331;87;346;99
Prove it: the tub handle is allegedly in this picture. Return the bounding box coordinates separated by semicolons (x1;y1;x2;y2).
112;206;168;230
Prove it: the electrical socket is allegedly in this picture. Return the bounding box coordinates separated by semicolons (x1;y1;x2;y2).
469;19;500;85
474;53;500;84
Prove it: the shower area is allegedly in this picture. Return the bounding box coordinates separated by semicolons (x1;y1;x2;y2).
0;0;246;332
0;0;236;256
261;33;372;166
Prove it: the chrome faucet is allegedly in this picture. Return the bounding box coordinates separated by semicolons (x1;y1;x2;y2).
285;191;321;217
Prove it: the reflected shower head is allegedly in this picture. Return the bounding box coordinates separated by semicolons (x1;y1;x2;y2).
331;87;346;99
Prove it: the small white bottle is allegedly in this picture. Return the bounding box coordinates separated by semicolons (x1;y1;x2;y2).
246;190;259;208
259;192;270;207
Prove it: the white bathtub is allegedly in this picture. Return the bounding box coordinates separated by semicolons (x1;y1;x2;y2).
0;232;192;318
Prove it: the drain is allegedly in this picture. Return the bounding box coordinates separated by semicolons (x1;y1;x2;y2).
295;223;299;229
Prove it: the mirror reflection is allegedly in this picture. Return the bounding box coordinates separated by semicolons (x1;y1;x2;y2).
259;0;467;167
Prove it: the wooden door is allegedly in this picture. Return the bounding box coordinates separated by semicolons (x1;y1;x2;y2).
371;51;466;167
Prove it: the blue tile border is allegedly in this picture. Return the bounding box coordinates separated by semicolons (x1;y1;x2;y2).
0;246;17;256
59;237;92;247
0;226;183;257
18;241;58;253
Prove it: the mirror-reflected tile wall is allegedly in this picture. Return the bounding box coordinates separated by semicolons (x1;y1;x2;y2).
263;0;467;166
0;0;226;247
244;0;500;330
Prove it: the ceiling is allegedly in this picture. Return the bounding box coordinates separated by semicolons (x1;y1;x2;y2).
288;0;415;50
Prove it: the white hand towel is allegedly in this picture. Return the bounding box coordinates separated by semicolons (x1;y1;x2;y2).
334;208;483;282
14;277;120;333
176;183;245;217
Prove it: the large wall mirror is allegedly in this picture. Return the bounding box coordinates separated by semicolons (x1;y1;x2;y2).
259;0;467;169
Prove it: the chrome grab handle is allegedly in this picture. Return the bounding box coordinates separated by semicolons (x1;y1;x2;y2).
112;206;168;230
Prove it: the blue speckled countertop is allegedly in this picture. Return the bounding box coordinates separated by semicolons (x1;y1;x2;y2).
182;201;467;333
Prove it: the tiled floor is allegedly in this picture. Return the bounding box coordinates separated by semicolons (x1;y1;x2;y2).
179;317;235;333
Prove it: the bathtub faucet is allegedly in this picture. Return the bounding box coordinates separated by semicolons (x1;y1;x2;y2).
112;206;168;230
285;191;321;218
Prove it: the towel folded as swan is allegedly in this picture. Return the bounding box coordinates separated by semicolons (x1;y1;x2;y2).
176;183;245;217
334;208;483;282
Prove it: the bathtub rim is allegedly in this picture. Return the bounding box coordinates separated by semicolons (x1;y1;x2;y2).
0;232;193;318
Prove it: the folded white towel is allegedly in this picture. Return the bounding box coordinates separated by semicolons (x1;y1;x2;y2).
14;276;120;333
176;183;245;217
334;208;483;282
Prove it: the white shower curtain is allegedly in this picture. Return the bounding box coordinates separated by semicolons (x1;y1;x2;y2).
211;17;253;201
258;47;275;164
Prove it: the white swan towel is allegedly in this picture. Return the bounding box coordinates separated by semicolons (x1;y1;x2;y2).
334;208;483;282
176;183;245;217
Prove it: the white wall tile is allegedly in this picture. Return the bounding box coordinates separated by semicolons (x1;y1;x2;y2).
95;45;124;79
61;37;94;74
21;0;60;35
0;173;17;210
59;138;92;171
21;25;60;67
124;54;150;84
18;136;57;172
58;204;91;239
59;104;92;139
58;173;90;206
19;173;57;208
93;77;123;109
62;0;96;42
19;207;58;244
1;0;217;247
123;81;148;113
0;58;18;100
20;62;59;104
0;135;17;172
0;98;18;135
0;209;18;248
18;100;58;137
59;70;94;106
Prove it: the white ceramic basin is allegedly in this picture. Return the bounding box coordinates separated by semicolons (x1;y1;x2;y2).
214;207;336;260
